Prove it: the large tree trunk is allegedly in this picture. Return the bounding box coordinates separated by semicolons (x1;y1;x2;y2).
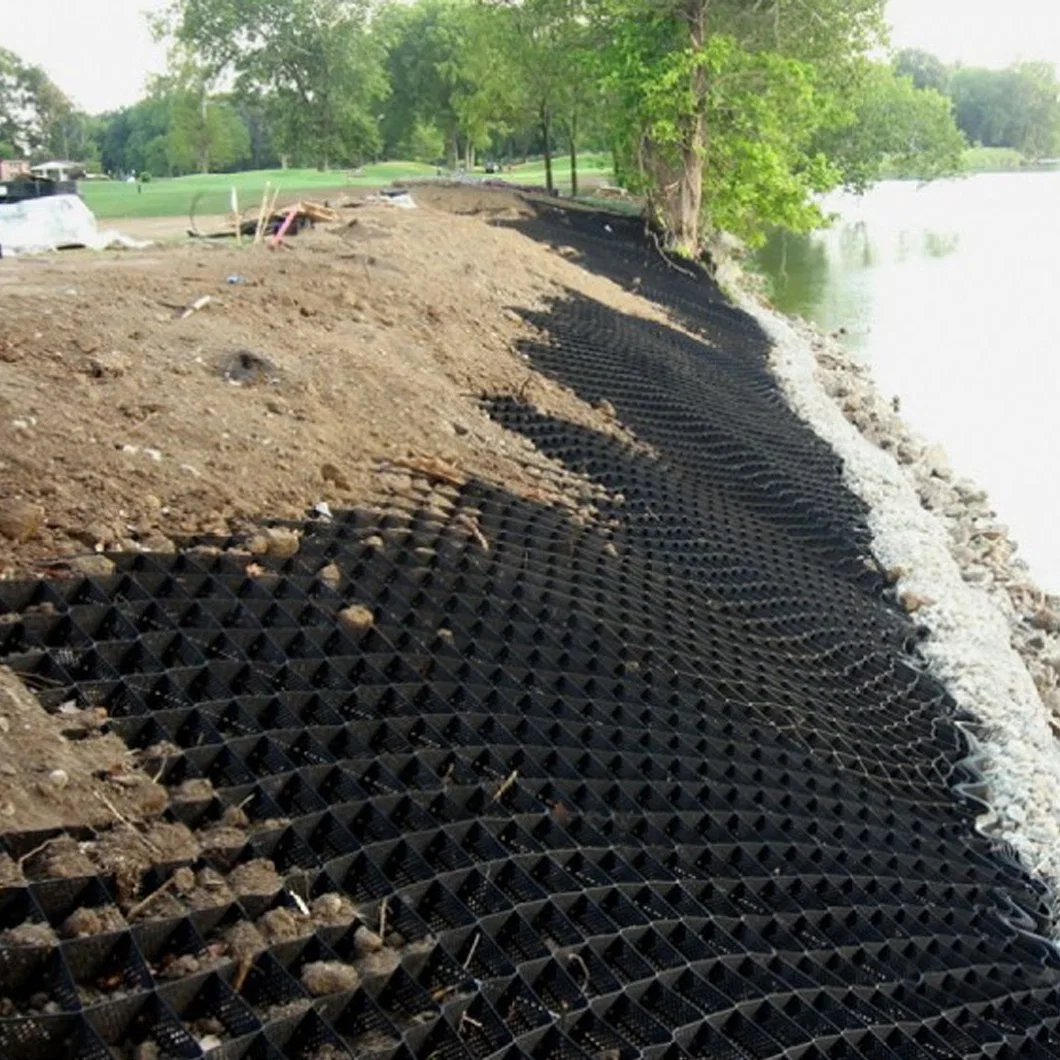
569;107;579;198
199;88;210;175
650;137;703;256
541;104;554;194
647;0;708;255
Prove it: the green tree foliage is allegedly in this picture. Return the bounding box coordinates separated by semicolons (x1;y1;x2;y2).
950;63;1060;159
593;0;895;251
0;47;80;160
816;63;966;189
157;62;251;174
99;98;170;176
894;48;949;94
162;0;388;168
166;90;251;174
1;0;993;252
403;120;446;164
490;0;593;194
378;0;517;169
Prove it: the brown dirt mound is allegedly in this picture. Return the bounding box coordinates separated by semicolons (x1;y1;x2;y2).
0;186;666;579
0;667;168;835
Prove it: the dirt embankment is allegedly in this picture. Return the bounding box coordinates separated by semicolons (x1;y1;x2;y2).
0;186;683;993
0;186;663;580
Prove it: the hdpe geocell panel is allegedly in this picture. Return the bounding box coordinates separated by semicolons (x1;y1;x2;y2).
1;199;1059;1060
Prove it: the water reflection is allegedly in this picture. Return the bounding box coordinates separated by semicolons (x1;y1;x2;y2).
753;171;1060;590
924;231;960;259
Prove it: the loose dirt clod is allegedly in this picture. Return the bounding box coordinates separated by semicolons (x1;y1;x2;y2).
351;925;384;956
321;463;351;490
338;605;375;636
301;960;361;997
310;892;359;926
223;920;267;962
0;500;44;542
0;922;57;948
67;555;117;578
247;526;301;559
226;859;282;898
318;563;343;589
61;904;127;938
172;778;216;802
258;906;312;943
23;836;95;880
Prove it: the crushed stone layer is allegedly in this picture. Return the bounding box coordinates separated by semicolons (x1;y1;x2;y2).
744;290;1060;903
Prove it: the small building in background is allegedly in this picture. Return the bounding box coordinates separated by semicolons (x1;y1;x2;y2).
29;161;86;182
0;160;31;182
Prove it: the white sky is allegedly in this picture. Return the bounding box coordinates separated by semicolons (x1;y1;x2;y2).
1;0;1059;114
1;0;170;114
886;0;1060;68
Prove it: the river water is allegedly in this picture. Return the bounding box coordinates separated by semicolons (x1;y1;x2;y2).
755;171;1060;592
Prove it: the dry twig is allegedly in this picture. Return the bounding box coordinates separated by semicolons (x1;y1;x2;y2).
126;874;180;920
491;770;519;803
462;932;481;970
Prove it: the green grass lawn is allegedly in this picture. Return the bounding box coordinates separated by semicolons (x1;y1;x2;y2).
81;161;439;220
502;152;612;188
961;146;1026;172
79;155;616;221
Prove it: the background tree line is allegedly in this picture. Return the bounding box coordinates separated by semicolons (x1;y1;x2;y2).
3;2;1058;252
895;48;1060;161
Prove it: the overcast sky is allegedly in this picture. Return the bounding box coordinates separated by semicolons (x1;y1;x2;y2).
4;0;1060;115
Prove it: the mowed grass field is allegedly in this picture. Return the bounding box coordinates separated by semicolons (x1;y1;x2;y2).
504;152;612;187
80;154;616;220
81;162;439;220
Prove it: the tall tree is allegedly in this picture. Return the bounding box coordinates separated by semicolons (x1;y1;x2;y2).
950;63;1060;159
492;0;590;194
894;48;949;94
149;63;251;174
0;47;79;160
379;0;515;169
816;62;966;189
161;0;388;168
592;0;958;252
166;90;251;174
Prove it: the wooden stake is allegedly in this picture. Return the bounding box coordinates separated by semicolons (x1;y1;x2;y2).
254;182;271;244
266;186;281;235
231;186;242;246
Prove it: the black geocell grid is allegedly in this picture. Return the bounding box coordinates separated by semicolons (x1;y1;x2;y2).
1;198;1060;1060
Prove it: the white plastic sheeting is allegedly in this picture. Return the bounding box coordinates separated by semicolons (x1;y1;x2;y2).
0;194;149;256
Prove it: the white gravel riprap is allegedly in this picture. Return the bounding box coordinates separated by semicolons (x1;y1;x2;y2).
740;292;1060;907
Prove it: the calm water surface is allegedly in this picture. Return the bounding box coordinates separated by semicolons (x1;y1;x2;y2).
756;171;1060;591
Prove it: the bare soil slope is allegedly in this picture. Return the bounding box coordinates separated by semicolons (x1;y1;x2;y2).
0;187;662;579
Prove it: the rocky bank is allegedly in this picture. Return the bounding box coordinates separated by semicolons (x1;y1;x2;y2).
740;284;1060;914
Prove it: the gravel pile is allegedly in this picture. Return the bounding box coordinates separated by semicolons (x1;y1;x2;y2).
742;291;1060;911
